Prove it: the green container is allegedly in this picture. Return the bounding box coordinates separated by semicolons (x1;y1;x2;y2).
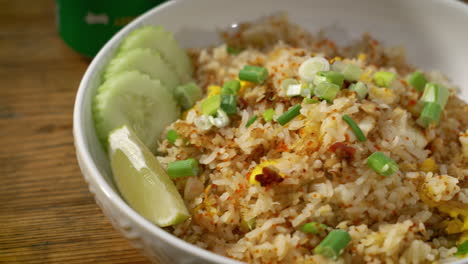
56;0;165;57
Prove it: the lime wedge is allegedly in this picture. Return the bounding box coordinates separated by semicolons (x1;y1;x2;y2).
108;125;189;227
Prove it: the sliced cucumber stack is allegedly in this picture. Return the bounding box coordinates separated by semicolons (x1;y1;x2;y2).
93;71;180;152
109;125;189;227
119;26;193;82
103;48;180;92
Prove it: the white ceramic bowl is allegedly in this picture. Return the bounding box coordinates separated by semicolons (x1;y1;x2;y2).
74;0;468;263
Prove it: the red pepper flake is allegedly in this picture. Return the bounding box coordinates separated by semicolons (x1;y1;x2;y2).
329;142;356;159
275;141;289;152
408;99;417;106
255;166;284;187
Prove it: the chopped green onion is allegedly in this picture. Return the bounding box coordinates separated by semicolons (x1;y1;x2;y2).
303;98;320;104
373;71;396;87
314;82;340;103
286;84;302;97
342;64;363;81
239;65;269;84
407;71;427;92
301;87;313;97
166;129;178;144
455;241;468;256
227;46;242;55
300;222;328;234
246;115;258;127
421;82;449;108
417;102;442;128
342;115;366;142
222;80;240;95
314;71;344;87
201;94;221;116
167;158;199;179
314;229;351;260
247;218;256;230
281;78;299;91
208;109;230;128
174;82;203;110
262;108;276;122
331;60;346;72
220;94;237;115
367;151;399;176
348;82;368;99
194;115;212;131
299;57;330;82
277;104;302;126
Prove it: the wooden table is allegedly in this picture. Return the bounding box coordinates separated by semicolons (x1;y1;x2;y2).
0;1;150;263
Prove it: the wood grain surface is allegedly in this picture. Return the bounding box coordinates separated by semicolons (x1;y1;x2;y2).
0;1;150;263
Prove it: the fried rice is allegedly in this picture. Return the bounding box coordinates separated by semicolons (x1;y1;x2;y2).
157;15;468;263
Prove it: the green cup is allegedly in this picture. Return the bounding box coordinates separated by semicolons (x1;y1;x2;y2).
56;0;165;57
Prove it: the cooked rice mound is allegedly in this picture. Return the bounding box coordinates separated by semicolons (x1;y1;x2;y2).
158;15;468;263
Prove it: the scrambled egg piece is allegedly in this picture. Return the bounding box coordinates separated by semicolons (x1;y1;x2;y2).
359;69;373;83
369;85;397;104
420;158;438;173
330;56;342;63
420;191;468;235
358;53;367;62
207;85;221;97
249;160;284;184
239;80;254;95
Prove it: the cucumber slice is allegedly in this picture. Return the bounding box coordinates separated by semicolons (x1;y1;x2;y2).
119;26;193;82
104;48;180;91
109;125;189;227
93;71;180;152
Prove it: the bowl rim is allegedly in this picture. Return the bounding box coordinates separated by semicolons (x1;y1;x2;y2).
74;0;468;263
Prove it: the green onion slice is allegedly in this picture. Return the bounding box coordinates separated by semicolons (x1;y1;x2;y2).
262;108;276;122
303;98;320;104
300;222;328;234
246;115;258;127
166;129;178;144
201;94;221;116
277;104;302;126
314;82;340;102
373;71;396;88
281;78;299;91
314;71;344;87
348;82;368;99
174;82;203;110
455;241;468;256
407;71;427;92
167;158;200;179
342;114;366;142
417;102;442;128
420;82;449;109
286;84;302;97
222;80;240;95
227;46;242;55
299;57;330;82
220;94;237;115
314;229;351;260
238;65;269;84
342;64;363;81
367;151;399;176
